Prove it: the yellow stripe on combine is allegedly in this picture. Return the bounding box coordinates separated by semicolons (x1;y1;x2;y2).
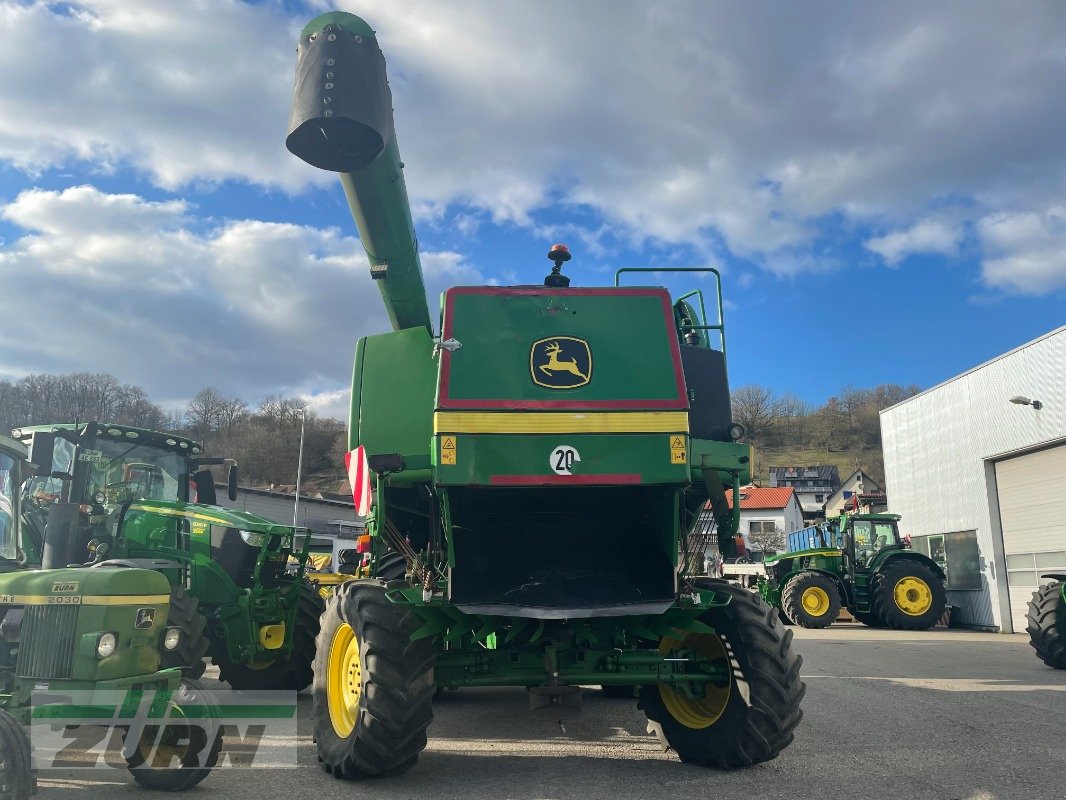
0;594;170;606
434;411;689;435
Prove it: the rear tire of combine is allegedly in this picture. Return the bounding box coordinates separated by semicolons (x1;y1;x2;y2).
780;572;841;629
125;679;221;792
313;580;435;779
639;580;805;769
374;552;408;581
161;586;209;680
0;708;34;800
870;561;946;630
1027;581;1066;669
216;579;324;691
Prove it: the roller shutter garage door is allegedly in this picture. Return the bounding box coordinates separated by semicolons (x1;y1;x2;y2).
996;444;1066;633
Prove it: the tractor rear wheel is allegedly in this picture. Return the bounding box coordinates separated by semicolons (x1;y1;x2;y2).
0;708;34;800
216;579;324;691
639;580;805;769
374;552;408;581
125;679;221;791
161;586;209;679
780;572;841;629
869;560;946;630
313;580;435;779
1027;581;1066;669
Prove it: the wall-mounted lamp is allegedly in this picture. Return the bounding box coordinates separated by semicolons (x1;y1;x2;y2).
1009;395;1043;410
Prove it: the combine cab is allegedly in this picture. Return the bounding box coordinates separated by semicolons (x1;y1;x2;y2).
760;513;947;629
14;423;323;689
285;11;805;777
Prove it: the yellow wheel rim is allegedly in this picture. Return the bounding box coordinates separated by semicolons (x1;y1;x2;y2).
894;576;933;616
135;707;190;767
326;622;362;738
801;586;831;618
657;633;731;730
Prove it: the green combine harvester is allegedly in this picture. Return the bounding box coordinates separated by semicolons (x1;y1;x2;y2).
13;422;323;690
759;513;947;629
285;11;805;777
0;433;219;795
1027;577;1066;669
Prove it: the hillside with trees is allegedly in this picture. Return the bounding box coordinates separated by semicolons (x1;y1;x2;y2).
1;371;920;494
730;382;921;486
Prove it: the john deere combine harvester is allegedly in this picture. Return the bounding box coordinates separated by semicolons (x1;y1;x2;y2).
0;433;219;795
13;422;323;690
285;11;805;777
759;513;947;629
1027;577;1066;669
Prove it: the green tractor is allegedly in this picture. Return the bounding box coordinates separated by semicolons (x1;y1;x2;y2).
13;422;323;690
0;433;220;795
285;11;805;777
759;513;947;630
1027;576;1066;668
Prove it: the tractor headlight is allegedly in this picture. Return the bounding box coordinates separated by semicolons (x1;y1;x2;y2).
96;632;118;658
728;423;746;441
163;627;182;651
240;531;266;547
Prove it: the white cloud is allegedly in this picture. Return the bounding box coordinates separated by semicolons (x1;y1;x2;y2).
0;186;481;411
1;1;1065;272
977;207;1066;295
864;218;963;265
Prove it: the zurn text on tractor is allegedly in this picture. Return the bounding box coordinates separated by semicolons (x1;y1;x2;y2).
759;513;947;629
284;11;806;777
0;433;220;795
14;422;323;690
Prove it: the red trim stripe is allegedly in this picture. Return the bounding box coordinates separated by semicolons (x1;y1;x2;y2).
489;473;642;486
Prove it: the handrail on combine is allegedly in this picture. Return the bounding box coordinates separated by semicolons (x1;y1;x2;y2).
615;266;727;359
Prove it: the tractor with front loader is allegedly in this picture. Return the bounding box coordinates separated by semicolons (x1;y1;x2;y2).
285;11;805;777
0;433;220;795
759;513;947;629
13;422;323;690
1027;576;1066;669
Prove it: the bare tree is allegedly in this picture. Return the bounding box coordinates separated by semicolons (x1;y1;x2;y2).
730;384;781;445
747;524;786;554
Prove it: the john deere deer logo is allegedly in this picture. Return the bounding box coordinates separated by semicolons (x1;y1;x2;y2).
530;337;592;389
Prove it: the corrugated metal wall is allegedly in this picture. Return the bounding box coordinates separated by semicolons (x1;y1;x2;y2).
216;488;358;534
880;326;1066;631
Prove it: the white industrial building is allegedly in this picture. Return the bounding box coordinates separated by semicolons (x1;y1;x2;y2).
880;325;1066;632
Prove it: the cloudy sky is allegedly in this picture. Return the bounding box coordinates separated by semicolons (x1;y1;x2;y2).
0;0;1063;419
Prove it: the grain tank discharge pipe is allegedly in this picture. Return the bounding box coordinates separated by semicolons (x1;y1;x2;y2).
286;12;432;333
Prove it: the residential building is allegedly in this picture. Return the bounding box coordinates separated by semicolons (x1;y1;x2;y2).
824;469;887;516
880;325;1066;632
725;485;804;554
767;465;840;519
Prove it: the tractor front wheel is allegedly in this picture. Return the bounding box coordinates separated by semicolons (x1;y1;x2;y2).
639;580;805;769
0;708;34;800
124;679;221;791
1027;581;1066;669
161;586;209;679
216;579;324;691
780;572;841;629
313;580;435;779
870;561;946;630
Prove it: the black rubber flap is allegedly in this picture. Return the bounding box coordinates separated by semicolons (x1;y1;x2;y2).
286;26;394;173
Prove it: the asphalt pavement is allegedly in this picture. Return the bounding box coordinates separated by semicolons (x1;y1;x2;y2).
36;625;1066;800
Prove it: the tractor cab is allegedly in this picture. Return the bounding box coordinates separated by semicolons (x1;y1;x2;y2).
841;513;904;571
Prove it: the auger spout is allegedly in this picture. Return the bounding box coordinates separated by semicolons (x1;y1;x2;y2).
286;11;432;333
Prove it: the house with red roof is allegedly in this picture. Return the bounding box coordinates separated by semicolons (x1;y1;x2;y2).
725;485;804;553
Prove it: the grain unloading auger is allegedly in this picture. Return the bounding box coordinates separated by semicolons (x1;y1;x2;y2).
287;11;805;777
